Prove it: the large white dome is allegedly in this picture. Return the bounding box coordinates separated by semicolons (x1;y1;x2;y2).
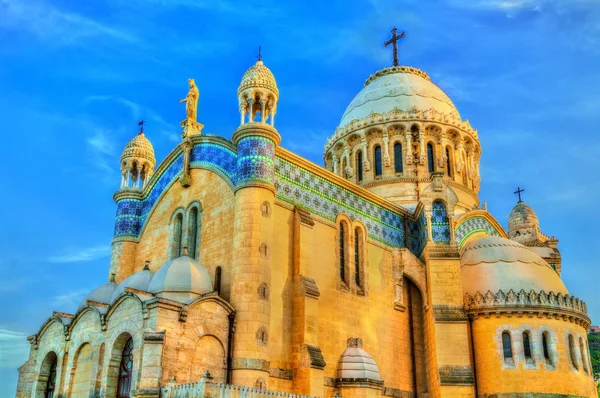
339;66;460;128
148;255;213;301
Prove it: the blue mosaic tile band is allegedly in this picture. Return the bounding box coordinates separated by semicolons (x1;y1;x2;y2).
455;216;501;248
431;201;451;244
114;142;237;238
236;136;275;186
274;157;418;253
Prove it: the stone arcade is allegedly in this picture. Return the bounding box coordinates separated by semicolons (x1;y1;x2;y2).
16;45;596;398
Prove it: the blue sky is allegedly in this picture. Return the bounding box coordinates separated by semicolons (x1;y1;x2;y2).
1;0;599;393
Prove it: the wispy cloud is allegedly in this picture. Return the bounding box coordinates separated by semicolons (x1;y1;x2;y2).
0;328;30;368
47;246;111;264
52;288;92;310
0;0;138;46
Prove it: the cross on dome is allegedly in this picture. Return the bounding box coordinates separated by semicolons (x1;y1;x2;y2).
384;27;406;67
514;187;525;203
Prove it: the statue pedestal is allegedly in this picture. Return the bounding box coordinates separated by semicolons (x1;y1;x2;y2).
180;119;203;139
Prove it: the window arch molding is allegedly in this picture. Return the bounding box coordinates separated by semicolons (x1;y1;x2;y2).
351;221;368;295
184;201;203;260
168;208;185;260
336;214;352;290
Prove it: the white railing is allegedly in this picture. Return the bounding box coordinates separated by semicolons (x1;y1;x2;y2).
161;377;316;398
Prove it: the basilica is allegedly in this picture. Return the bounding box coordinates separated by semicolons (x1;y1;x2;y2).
15;32;597;398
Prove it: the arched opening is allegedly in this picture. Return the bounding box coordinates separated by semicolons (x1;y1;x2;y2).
357;151;363;182
189;335;226;383
214;266;222;295
354;227;363;290
394;142;403;173
70;343;94;396
406;278;427;394
36;351;57;398
374;145;382;177
569;334;579;370
580;337;589;374
445;146;452;177
117;337;134;397
462;152;468;185
542;332;552;364
170;212;183;259
106;333;135;398
187;206;201;260
523;331;533;364
502;331;513;361
339;221;349;285
427;143;435;173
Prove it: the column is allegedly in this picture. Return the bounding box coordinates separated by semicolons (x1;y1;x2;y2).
136;166;142;188
360;138;371;171
260;100;266;123
382;129;391;167
405;130;413;164
239;103;246;125
247;98;254;122
332;154;339;175
419;130;425;165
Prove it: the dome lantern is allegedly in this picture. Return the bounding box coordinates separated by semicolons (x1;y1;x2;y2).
237;49;279;126
119;121;156;190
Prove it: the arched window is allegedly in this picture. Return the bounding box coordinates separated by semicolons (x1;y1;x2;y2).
44;355;57;398
187;206;200;259
214;266;222;295
171;212;183;259
523;332;533;362
502;331;513;360
394;143;403;173
354;228;362;288
542;332;551;363
427;143;435;173
117;338;134;398
357;151;363;182
374;145;382;177
569;334;579;370
580;337;589;374
445;147;452;177
339;222;348;284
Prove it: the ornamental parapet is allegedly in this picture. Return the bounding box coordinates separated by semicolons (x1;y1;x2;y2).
324;106;478;152
464;289;590;328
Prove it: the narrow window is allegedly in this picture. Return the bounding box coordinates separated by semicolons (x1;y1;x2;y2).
172;213;183;259
374;146;382;177
569;334;579;370
117;338;134;398
357;151;363;182
188;207;199;259
523;332;533;361
580;337;589;374
502;331;513;359
45;356;57;398
542;332;551;363
339;222;346;283
354;228;361;287
427;143;435;173
214;266;222;295
445;147;452;177
462;152;468;184
394;143;403;173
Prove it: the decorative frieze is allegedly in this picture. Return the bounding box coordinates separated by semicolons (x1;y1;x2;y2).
438;365;474;386
232;358;270;371
433;305;468;322
269;367;294;380
305;344;326;369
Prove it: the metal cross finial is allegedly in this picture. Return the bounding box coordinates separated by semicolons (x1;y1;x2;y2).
138;120;146;134
384;27;406;67
514;187;525;202
257;45;262;61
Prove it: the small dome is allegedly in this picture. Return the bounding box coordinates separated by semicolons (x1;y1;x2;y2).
461;236;567;296
148;255;213;301
110;265;154;303
79;281;117;309
238;60;279;97
336;337;381;381
508;201;540;243
339;66;459;129
120;132;156;166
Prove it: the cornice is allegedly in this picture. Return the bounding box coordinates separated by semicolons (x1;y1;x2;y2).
232;122;281;146
325;107;479;152
464;289;590;328
276;146;415;220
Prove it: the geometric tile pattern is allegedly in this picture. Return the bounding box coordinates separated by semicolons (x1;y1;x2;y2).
454;216;501;248
431;201;451;244
236;136;275;186
274;157;415;252
114;137;428;256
